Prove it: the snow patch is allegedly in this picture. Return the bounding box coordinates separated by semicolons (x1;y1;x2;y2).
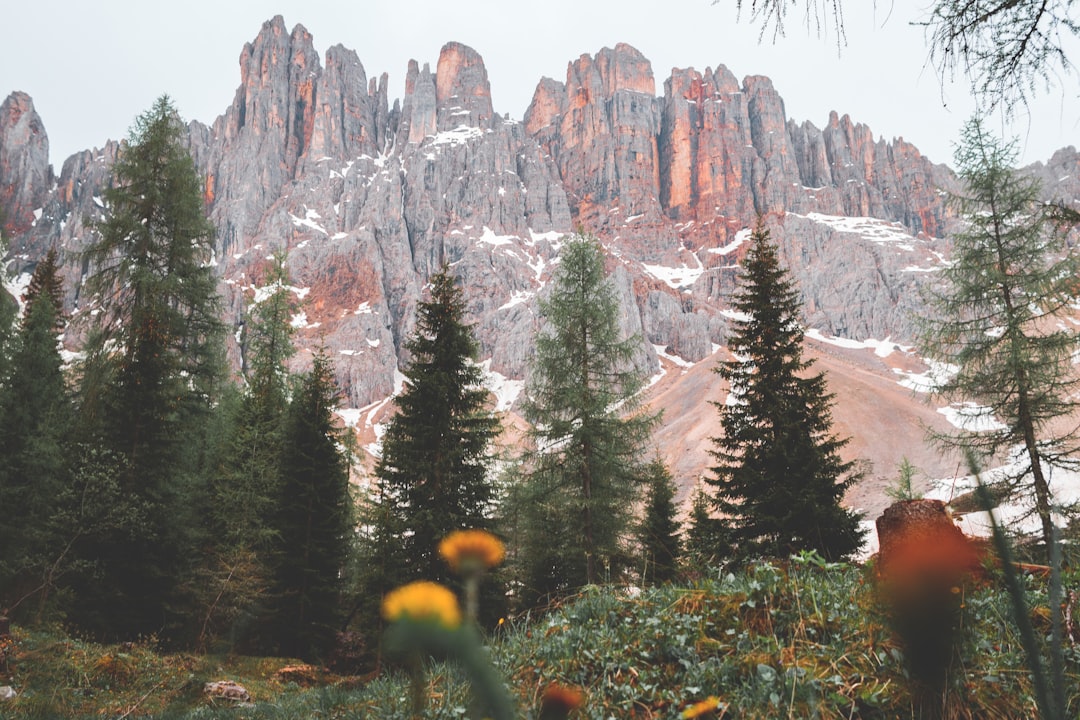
481;360;524;412
476;226;515;247
707;227;752;256
894;360;958;393
499;290;534;310
805;329;907;358
653;344;693;369
937;403;1008;433
926;449;1080;538
429;125;483;147
289;207;329;236
793;212;918;244
640;250;704;289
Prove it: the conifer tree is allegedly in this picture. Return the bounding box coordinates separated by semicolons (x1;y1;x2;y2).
0;252;72;617
270;350;352;660
516;234;659;601
635;457;682;585
369;267;501;592
918;118;1080;552
200;254;297;649
72;95;226;640
708;223;864;561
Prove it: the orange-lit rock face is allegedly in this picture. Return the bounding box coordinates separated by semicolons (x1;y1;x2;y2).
529;45;663;233
435;42;493;126
0;91;52;235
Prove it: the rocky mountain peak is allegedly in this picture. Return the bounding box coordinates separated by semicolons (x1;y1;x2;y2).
0;91;52;237
435;42;494;128
7;20;1078;491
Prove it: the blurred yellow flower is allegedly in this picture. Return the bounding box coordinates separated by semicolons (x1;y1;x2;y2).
381;581;462;629
439;529;505;573
680;696;721;719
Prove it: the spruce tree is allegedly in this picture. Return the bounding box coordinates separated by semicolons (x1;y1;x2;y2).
0;252;73;618
200;254;297;650
635;457;682;585
369;267;501;591
708;223;864;561
270;350;352;660
73;95;226;640
918;118;1080;553
516;234;659;601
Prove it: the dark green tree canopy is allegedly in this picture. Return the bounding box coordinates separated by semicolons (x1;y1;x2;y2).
636;457;683;586
517;234;659;598
372;267;501;587
70;95;227;641
708;223;863;561
271;349;353;661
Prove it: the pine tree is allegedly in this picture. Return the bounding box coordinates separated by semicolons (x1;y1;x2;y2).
369;267;501;591
918;118;1080;553
270;350;352;660
0;252;73;618
516;234;659;601
635;457;682;585
199;255;297;650
708;223;864;561
72;95;226;640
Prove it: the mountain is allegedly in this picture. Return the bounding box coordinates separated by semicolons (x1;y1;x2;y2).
3;16;1078;512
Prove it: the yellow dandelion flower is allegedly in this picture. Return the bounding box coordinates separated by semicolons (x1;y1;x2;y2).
381;581;462;629
439;529;505;573
680;696;722;719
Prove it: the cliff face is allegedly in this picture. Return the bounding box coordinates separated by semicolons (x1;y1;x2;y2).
6;16;1073;420
0;92;53;238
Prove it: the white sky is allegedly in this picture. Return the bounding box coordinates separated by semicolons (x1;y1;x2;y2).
2;0;1078;169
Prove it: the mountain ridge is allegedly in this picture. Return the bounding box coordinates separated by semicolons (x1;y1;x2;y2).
3;15;1079;507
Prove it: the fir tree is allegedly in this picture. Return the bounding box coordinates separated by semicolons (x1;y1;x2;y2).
918;118;1080;553
72;95;226;640
708;223;864;561
516;234;659;602
200;254;297;650
270;350;352;661
369;267;501;592
635;457;682;585
0;253;73;618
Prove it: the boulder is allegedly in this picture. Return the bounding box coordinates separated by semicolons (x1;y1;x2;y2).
204;680;252;703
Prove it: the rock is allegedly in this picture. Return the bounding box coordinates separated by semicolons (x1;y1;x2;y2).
0;686;16;700
2;20;1076;445
875;499;985;584
204;680;251;703
0;92;53;237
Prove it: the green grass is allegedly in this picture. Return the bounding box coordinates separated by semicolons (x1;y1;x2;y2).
2;556;1077;718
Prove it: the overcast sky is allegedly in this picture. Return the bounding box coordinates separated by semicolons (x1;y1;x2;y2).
3;0;1078;169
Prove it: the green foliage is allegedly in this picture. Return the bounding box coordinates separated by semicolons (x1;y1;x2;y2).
197;256;297;652
70;95;227;641
268;350;353;661
0;251;73;618
515;234;659;601
369;267;501;593
708;224;864;561
4;559;1079;718
885;457;922;502
635;457;682;585
918;118;1080;553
